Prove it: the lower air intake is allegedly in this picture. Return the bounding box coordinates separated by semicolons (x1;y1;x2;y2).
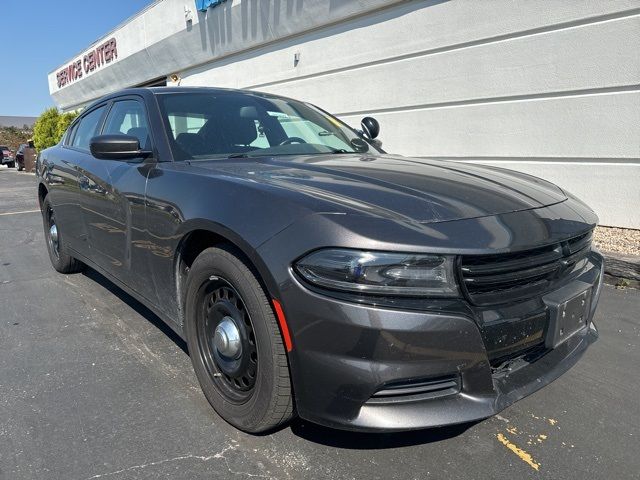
367;375;461;404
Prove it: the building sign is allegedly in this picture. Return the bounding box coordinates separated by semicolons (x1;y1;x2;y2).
195;0;227;12
56;38;118;88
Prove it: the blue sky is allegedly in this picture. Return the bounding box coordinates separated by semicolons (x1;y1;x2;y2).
0;0;151;116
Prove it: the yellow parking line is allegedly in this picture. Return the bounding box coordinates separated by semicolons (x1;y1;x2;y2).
0;209;40;217
496;433;541;471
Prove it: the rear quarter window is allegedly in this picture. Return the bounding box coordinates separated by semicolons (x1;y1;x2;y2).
63;123;79;146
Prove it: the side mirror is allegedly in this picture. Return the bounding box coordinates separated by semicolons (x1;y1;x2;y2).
361;117;380;139
90;134;151;160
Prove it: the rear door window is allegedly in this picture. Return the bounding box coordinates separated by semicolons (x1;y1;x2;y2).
72;106;107;151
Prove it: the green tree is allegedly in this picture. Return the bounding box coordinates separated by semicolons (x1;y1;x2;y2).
33;108;81;151
33;108;60;151
56;111;79;140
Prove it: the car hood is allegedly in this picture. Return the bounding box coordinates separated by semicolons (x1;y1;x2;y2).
192;154;567;224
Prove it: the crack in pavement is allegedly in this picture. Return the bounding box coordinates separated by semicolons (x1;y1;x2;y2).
81;443;274;479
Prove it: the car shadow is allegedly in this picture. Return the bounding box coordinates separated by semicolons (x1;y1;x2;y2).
82;267;189;355
81;267;478;449
288;418;477;449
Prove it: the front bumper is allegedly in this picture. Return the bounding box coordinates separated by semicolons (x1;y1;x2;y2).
278;251;603;431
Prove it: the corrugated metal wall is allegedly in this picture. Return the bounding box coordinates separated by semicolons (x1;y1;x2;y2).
182;0;640;228
49;0;640;228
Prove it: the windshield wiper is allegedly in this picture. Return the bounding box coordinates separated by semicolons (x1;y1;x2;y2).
227;149;351;158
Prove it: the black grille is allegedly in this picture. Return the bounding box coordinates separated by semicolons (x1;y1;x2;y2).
460;230;593;305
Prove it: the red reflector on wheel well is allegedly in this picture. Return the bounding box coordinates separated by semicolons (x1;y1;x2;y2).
272;299;293;352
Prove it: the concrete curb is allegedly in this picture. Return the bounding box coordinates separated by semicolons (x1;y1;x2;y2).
602;251;640;289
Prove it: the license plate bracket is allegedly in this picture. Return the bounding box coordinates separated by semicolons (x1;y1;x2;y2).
543;281;592;349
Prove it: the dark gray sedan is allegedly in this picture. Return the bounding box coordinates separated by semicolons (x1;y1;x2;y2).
36;87;603;433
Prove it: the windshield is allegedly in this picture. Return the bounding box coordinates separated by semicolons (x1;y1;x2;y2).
156;91;380;161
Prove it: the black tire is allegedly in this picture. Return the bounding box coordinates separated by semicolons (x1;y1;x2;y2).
17;162;23;171
41;197;84;274
7;161;15;169
184;246;294;433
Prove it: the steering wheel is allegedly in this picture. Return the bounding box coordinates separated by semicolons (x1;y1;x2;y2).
279;137;307;146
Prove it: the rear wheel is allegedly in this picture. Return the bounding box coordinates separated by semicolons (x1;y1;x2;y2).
184;246;294;433
16;162;23;171
42;197;84;274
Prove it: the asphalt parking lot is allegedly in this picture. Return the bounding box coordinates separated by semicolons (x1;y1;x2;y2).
0;166;638;480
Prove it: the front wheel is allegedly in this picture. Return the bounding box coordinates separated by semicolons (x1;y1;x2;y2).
184;246;294;433
7;161;15;169
17;162;23;171
41;197;84;274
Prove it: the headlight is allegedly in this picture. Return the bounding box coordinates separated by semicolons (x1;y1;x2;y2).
294;249;458;297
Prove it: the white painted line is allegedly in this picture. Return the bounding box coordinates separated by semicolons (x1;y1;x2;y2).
0;209;40;217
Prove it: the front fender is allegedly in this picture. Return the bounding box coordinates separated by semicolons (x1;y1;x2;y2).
143;165;310;322
174;218;282;299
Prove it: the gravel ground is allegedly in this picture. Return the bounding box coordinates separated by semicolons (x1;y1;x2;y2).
594;226;640;256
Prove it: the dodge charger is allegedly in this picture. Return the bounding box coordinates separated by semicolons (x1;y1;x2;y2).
36;87;603;433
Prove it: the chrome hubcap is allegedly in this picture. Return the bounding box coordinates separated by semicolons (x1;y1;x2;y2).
213;316;242;359
49;224;58;242
49;223;59;253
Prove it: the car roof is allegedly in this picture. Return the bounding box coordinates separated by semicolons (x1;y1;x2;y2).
137;86;267;96
82;86;300;113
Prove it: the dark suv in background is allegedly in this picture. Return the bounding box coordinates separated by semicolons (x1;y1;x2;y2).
14;143;28;171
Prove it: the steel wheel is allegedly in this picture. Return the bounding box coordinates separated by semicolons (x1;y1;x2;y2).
41;196;84;274
196;277;258;403
184;246;293;432
47;207;60;259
